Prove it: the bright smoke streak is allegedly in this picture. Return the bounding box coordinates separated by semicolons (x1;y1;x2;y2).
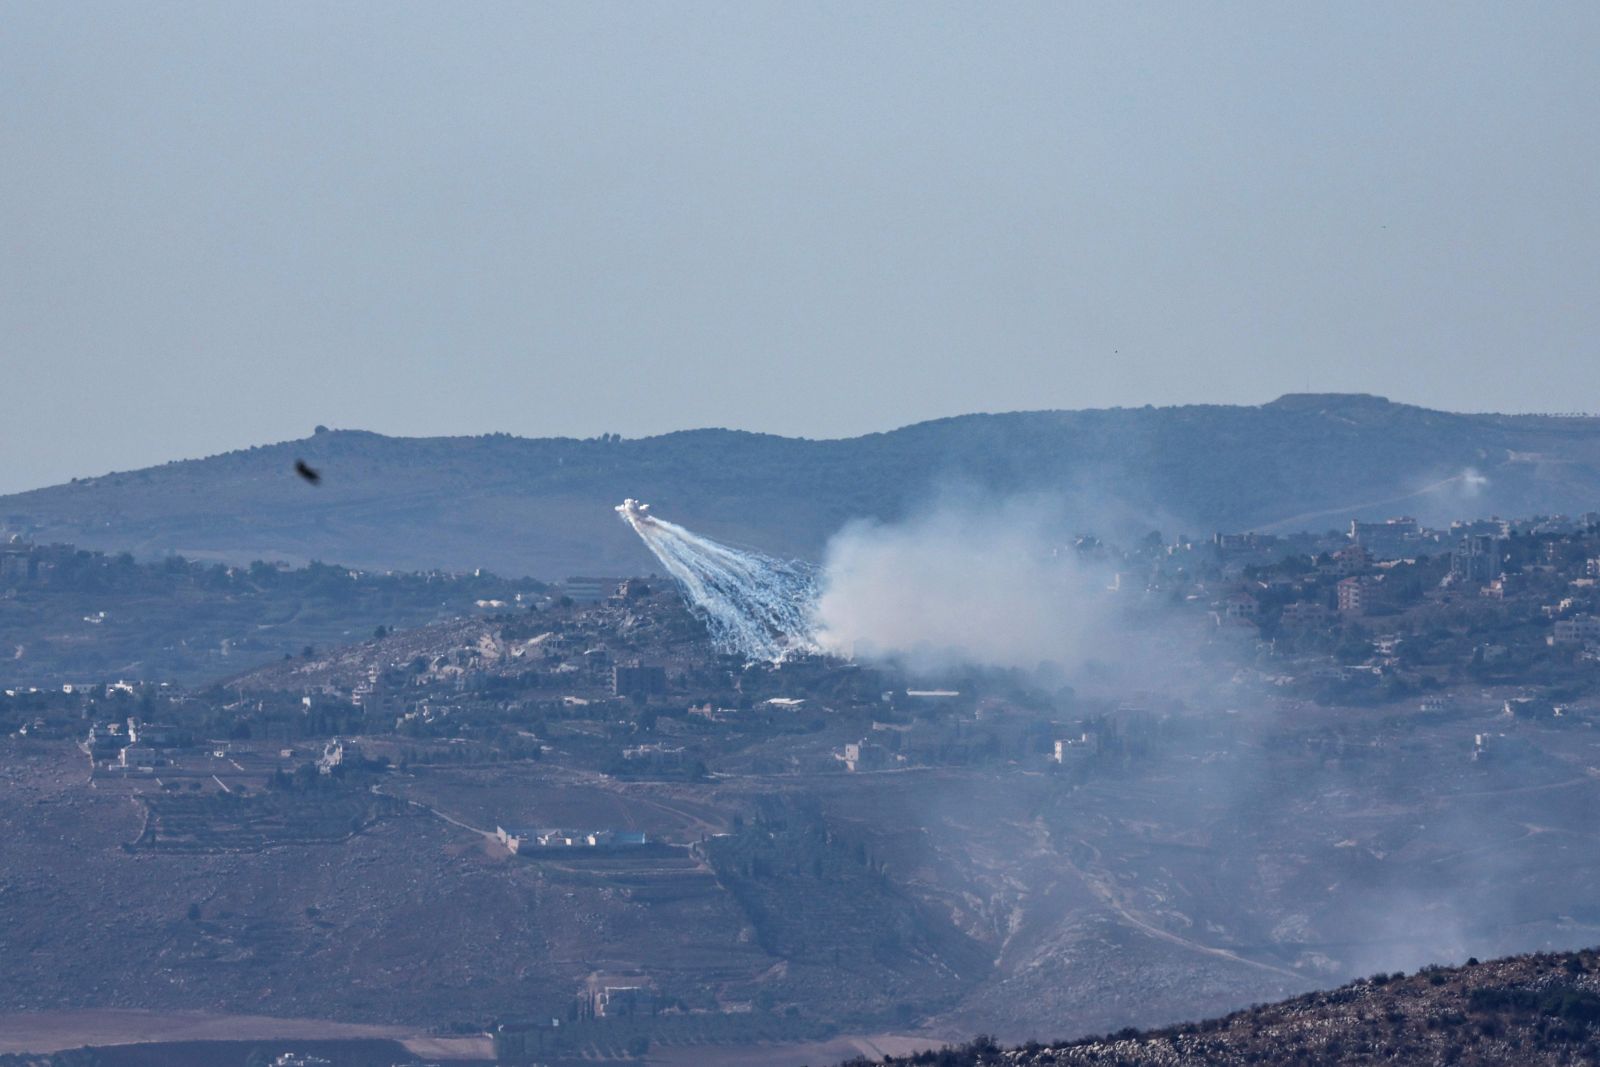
615;500;820;662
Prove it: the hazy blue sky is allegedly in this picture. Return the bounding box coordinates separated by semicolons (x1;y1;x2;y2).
3;3;1597;493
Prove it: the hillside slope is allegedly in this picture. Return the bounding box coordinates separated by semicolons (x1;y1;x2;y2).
5;395;1600;578
869;950;1600;1066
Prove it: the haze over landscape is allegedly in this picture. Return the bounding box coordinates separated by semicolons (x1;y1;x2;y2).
6;4;1600;1067
4;3;1600;495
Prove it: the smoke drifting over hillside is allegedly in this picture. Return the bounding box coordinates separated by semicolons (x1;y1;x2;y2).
812;497;1126;673
617;494;1185;676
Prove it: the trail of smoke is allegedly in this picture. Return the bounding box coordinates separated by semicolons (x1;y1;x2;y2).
616;501;819;661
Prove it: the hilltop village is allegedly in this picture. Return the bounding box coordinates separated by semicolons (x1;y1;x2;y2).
5;514;1600;1060
0;518;1584;790
8;507;1600;697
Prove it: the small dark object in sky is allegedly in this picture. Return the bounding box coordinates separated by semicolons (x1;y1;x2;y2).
294;460;322;485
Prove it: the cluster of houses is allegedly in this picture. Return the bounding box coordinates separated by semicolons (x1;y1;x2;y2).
1208;515;1600;643
82;715;194;769
496;824;648;854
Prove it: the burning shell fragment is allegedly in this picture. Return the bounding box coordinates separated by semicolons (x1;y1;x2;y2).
614;498;654;524
614;500;819;662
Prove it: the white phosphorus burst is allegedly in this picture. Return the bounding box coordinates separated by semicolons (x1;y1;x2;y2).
615;500;819;661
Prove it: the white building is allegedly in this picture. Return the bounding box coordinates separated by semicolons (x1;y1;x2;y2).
1553;615;1600;646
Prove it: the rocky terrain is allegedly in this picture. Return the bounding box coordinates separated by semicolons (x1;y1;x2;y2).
867;950;1600;1065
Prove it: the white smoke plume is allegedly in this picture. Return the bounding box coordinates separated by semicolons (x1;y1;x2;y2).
616;495;1167;673
615;500;820;661
811;497;1118;672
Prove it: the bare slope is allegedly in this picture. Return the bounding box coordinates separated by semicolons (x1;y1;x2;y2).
5;396;1600;578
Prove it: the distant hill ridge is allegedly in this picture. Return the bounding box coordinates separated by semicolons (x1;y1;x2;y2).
6;395;1600;579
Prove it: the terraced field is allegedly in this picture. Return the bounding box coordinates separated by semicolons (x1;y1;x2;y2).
134;791;414;852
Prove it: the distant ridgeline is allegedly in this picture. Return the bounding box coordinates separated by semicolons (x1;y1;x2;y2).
5;395;1600;577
